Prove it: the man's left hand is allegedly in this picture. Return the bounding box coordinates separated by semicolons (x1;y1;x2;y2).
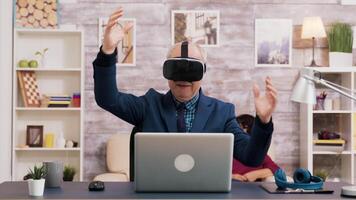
253;76;278;124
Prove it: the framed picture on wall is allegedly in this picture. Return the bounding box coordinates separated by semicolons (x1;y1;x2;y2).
172;10;220;47
14;0;59;29
98;17;136;66
26;125;43;147
255;19;292;67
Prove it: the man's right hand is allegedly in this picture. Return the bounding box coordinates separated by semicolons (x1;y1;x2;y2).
102;7;133;55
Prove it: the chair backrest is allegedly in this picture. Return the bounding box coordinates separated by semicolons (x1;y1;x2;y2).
267;140;276;160
129;126;141;182
106;134;130;176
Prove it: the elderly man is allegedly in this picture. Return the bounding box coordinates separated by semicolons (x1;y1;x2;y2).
93;8;277;178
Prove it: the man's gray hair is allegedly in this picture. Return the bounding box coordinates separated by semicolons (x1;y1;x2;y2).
166;42;207;63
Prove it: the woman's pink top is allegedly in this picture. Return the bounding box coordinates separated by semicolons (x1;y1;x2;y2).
232;155;279;174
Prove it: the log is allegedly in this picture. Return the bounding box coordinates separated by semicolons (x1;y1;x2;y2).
25;23;33;28
33;20;40;28
28;15;35;24
40;18;49;28
19;8;29;17
18;0;28;8
27;5;34;14
35;0;44;10
44;4;52;13
51;2;57;10
20;17;28;26
33;9;44;20
47;12;57;26
28;0;36;6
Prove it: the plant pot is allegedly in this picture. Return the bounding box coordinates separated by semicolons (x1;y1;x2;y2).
63;176;74;182
28;179;45;196
329;52;353;67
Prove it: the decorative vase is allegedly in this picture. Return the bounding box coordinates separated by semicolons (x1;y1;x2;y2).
329;52;353;67
63;176;74;182
28;179;45;196
41;56;47;67
56;132;65;148
44;161;63;188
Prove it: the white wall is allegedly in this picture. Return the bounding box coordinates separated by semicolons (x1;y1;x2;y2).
0;0;13;183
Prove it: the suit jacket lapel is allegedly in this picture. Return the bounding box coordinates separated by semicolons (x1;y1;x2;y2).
160;91;178;132
191;90;213;132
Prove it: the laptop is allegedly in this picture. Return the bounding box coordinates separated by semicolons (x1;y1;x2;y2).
134;133;233;192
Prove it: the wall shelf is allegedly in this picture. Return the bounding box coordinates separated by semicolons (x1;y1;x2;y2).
313;110;352;114
14;148;81;151
16;68;81;72
300;67;356;184
12;28;84;181
15;107;81;111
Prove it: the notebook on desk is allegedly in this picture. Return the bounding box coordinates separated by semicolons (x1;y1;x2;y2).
260;183;334;194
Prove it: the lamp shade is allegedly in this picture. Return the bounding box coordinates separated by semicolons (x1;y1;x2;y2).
291;68;316;104
301;17;327;39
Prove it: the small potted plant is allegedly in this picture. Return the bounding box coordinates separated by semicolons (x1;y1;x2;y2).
35;48;49;67
314;169;329;182
327;22;353;67
63;165;76;181
26;164;47;196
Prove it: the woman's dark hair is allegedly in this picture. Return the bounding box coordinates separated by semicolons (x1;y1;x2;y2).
236;114;255;134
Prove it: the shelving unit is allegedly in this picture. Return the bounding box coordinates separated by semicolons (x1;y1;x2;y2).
12;28;84;181
300;67;356;184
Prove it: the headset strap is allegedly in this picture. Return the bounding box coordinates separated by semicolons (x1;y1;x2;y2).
181;41;188;58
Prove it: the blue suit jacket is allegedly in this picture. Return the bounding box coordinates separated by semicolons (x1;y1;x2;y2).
93;49;273;167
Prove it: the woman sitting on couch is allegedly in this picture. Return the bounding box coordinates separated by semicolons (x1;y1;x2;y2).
232;114;280;182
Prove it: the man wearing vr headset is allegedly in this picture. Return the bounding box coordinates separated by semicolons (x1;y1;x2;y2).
93;8;278;168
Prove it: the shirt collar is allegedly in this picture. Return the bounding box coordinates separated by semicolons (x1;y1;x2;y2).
173;91;200;111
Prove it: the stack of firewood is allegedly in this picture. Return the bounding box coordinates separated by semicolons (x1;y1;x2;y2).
16;0;58;28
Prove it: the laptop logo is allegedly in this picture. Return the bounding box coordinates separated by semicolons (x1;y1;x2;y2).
174;154;195;172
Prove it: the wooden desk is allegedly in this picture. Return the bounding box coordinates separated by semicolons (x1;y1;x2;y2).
0;181;350;199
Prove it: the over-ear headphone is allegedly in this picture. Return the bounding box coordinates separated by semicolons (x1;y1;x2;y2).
274;168;324;190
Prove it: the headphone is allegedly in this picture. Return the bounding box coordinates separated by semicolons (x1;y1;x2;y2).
274;168;324;190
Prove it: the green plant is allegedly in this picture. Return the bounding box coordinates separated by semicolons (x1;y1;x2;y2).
314;169;329;182
327;22;353;53
63;165;76;181
35;48;48;57
26;164;47;180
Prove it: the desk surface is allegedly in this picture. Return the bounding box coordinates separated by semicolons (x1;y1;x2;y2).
0;181;351;199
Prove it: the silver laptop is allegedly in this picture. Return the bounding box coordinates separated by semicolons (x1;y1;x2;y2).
134;133;233;192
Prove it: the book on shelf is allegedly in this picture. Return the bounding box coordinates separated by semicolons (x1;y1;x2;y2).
313;139;345;145
41;94;72;108
313;139;345;152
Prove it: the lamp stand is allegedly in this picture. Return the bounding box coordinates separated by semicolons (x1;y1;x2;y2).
309;37;320;67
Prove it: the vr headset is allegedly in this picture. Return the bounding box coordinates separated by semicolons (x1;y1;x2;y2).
274;168;324;190
163;41;206;82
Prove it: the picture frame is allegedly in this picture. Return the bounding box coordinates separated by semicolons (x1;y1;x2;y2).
171;10;220;47
26;125;43;147
255;19;292;67
98;17;136;66
14;0;59;29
